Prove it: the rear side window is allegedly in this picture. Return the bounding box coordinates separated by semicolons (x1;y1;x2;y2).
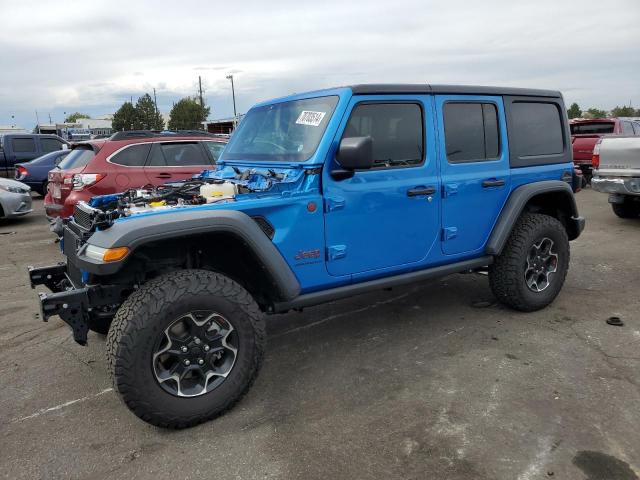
110;144;151;166
570;122;615;134
510;102;563;156
158;142;208;166
58;147;95;169
12;138;36;152
444;103;500;162
41;138;64;153
204;141;226;162
622;122;635;135
342;103;423;168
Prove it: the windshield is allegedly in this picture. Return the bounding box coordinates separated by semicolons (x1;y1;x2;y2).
29;150;69;165
57;146;95;170
222;96;339;162
570;122;615;134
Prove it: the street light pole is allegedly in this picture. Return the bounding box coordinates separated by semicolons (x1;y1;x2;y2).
226;74;237;128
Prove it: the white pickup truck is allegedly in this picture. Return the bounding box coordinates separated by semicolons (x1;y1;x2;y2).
592;135;640;218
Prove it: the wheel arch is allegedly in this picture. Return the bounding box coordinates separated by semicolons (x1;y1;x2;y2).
486;180;584;256
83;209;300;308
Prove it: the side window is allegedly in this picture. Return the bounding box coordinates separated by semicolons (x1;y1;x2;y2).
12;138;36;153
634;123;640;135
41;138;64;153
342;103;423;168
622;122;634;135
509;102;563;156
204;141;226;163
110;144;151;166
444;102;500;163
160;142;208;166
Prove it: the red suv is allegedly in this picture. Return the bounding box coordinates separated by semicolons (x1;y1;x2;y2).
44;131;228;218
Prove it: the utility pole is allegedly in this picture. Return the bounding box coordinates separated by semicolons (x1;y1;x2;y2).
226;74;237;128
153;88;161;130
48;113;52;124
198;76;204;107
35;111;41;133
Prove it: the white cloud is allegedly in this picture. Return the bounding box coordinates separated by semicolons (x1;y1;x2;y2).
1;0;638;127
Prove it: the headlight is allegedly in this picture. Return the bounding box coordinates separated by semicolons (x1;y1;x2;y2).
0;184;29;194
84;244;130;263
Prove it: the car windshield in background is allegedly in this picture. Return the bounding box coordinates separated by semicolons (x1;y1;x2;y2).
570;122;615;134
221;96;339;162
29;150;68;165
57;147;95;169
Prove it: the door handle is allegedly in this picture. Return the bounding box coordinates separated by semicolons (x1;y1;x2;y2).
407;186;436;197
156;173;172;179
482;178;505;188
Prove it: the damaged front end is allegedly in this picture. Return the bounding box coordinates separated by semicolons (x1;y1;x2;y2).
28;218;128;345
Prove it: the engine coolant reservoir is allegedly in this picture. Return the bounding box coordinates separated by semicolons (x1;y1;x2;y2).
200;181;237;201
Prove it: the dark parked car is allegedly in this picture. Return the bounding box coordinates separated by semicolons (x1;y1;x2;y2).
0;134;69;179
15;149;70;196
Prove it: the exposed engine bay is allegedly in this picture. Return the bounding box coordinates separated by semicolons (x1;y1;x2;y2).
65;167;291;232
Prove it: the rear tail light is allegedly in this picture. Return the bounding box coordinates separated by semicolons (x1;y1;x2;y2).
592;139;602;169
15;166;28;180
72;173;105;191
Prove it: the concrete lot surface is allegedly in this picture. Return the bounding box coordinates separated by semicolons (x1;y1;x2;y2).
1;189;638;480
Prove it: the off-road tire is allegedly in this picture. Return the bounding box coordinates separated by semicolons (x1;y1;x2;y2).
612;198;640;219
489;213;569;312
106;269;265;428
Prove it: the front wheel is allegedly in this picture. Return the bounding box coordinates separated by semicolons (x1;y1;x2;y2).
106;269;265;428
489;213;569;312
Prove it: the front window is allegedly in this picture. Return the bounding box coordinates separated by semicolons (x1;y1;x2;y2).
222;96;339;162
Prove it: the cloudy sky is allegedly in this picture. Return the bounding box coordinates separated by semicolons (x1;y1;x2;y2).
1;0;638;128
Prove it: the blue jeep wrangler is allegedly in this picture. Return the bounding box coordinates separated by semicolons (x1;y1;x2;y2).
30;84;585;428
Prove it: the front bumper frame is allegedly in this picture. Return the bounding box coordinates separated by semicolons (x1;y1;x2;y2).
29;263;123;345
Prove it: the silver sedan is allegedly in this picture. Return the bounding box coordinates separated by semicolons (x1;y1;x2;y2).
0;178;32;219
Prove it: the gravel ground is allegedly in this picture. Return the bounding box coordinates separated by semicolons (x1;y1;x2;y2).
0;189;638;480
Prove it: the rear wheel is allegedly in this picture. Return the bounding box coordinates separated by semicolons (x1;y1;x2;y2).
489;213;569;312
612;197;640;219
106;269;265;428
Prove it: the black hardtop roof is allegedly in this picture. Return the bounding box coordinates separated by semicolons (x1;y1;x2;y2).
349;84;562;98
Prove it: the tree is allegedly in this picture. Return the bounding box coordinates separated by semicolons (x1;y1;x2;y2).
585;108;608;119
610;105;636;117
134;93;164;130
64;112;90;123
112;102;137;131
168;97;211;131
567;103;582;119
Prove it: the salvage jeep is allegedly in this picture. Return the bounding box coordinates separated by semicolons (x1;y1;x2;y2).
29;84;585;428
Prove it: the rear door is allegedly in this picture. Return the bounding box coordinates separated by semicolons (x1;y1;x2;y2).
435;95;510;256
10;136;38;165
144;141;213;184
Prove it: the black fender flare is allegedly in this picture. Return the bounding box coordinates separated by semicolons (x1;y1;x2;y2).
485;180;585;256
73;209;301;301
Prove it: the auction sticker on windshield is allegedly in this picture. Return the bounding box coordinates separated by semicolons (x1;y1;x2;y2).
296;111;326;126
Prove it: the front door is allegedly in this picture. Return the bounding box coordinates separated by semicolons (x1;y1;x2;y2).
323;96;440;277
435;95;511;255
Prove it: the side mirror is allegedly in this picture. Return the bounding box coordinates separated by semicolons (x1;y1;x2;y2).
336;136;373;170
61;144;69;150
331;136;373;180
